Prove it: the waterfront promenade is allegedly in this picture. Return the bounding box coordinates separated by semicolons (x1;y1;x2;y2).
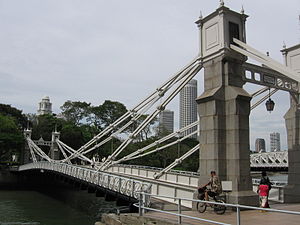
144;202;300;225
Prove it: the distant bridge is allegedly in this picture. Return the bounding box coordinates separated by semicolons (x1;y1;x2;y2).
250;151;288;170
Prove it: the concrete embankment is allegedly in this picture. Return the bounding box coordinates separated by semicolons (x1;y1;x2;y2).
0;167;19;188
96;213;178;225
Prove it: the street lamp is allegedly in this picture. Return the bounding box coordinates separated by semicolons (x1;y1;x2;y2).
265;88;275;112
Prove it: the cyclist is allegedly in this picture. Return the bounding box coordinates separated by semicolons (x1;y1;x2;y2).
199;171;222;201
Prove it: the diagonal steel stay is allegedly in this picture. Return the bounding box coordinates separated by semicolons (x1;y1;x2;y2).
251;88;278;110
63;57;201;161
117;130;198;165
231;38;300;84
251;87;269;98
153;144;200;179
112;121;199;165
99;62;203;171
56;139;92;164
26;138;38;163
26;137;52;162
56;140;72;164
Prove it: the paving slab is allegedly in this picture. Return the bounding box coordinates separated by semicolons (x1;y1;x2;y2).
144;202;300;225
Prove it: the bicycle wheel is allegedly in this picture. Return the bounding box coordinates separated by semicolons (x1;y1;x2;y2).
214;200;226;215
197;201;207;213
196;194;207;213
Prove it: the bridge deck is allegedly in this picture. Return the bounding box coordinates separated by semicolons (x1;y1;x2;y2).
144;202;300;225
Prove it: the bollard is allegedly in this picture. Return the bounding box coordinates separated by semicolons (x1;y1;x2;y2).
139;192;143;216
142;192;146;215
236;205;241;225
178;198;182;224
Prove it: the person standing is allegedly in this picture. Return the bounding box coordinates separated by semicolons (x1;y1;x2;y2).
257;171;272;208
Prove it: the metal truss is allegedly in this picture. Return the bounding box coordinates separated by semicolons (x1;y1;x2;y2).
250;151;288;168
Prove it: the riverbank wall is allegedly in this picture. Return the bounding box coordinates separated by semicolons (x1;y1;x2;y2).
96;213;177;225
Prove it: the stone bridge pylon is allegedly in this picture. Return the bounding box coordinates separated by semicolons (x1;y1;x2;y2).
196;4;257;205
23;128;60;163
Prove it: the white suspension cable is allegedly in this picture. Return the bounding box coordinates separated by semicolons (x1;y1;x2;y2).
26;138;38;163
70;57;201;157
115;130;198;165
56;140;72;164
26;138;52;162
56;139;92;164
100;61;203;170
231;38;300;83
113;121;199;164
251;87;269;98
251;89;278;110
153;144;200;179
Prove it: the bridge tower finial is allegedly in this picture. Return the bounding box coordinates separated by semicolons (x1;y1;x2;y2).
199;10;203;19
219;0;224;7
241;5;245;14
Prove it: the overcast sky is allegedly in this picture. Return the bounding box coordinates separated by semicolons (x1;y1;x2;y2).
0;0;299;150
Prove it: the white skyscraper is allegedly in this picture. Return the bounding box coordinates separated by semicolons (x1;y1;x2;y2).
159;109;174;134
179;79;197;138
270;132;280;152
37;96;52;115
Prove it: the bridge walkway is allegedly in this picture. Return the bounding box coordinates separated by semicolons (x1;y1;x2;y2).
144;201;300;225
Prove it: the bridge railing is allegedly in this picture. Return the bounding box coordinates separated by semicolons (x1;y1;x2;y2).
18;162;152;203
107;163;199;187
137;192;300;225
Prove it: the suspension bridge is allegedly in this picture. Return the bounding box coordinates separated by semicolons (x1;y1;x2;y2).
17;3;300;210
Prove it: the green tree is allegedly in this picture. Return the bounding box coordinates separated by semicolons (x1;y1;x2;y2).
31;114;62;140
60;101;91;125
89;100;127;130
0;114;24;162
60;123;85;150
0;103;27;128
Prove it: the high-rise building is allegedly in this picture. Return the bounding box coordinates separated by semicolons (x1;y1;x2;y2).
159;109;174;134
179;79;197;138
270;132;280;152
255;138;266;153
37;96;52;115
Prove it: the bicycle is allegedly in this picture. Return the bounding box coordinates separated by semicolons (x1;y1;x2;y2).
196;187;226;215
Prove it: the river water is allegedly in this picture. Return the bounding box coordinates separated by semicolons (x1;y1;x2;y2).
0;190;115;225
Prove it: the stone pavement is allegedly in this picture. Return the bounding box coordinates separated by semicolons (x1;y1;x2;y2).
144;202;300;225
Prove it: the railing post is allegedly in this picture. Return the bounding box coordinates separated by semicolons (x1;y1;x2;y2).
142;191;146;215
139;192;143;216
178;198;182;224
236;205;241;225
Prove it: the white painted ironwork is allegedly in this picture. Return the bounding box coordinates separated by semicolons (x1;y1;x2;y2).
250;151;288;168
231;38;300;85
18;162;152;202
63;57;202;162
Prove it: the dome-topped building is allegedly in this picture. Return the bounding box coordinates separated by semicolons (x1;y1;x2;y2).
37;96;52;115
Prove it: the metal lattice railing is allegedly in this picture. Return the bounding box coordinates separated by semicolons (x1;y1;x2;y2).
250;151;288;168
18;162;152;202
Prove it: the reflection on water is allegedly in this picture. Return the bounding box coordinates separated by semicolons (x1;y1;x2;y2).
0;191;95;225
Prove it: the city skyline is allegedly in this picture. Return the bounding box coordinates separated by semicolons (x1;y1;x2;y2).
0;1;299;151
